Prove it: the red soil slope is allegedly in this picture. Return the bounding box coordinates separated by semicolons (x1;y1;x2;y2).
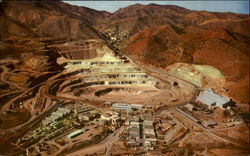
124;22;249;103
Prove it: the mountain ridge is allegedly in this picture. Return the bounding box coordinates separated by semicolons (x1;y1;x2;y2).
0;1;249;103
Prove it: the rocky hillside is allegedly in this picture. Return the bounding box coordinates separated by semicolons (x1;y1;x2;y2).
122;8;249;103
97;4;249;41
0;1;109;40
0;1;249;103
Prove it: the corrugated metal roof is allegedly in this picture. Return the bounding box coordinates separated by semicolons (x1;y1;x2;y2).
112;103;131;107
197;89;230;107
112;103;134;111
67;130;83;138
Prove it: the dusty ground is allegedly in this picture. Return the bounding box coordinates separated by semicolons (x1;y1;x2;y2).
157;107;249;155
208;147;249;156
7;73;30;84
59;85;188;106
110;141;132;155
0;108;30;129
166;63;226;89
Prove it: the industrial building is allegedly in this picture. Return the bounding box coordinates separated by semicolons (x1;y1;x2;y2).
196;89;233;110
42;107;71;126
78;114;90;122
78;110;100;122
74;106;95;114
67;130;83;139
143;120;157;147
128;125;140;138
101;111;120;126
112;103;144;111
130;104;144;110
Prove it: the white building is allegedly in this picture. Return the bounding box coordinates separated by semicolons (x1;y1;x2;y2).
67;130;83;139
196;89;232;110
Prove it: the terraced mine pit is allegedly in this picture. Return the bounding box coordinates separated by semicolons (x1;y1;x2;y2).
2;39;247;156
0;2;249;155
53;40;196;106
49;40;100;60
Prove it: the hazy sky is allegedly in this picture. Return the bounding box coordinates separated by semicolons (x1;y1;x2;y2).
65;1;249;14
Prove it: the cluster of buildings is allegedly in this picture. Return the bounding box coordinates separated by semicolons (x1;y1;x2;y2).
143;120;157;150
77;112;98;122
110;103;157;150
15;106;73;148
42;107;71;126
105;30;128;43
101;111;120;127
101;102;158;150
179;89;241;128
125;116;141;147
14;103;102;150
124;116;157;150
73;105;100;123
99;106;138;131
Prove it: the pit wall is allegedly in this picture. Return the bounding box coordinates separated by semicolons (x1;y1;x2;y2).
82;73;150;81
103;80;157;86
50;40;103;60
54;40;164;88
49;40;101;52
60;49;97;60
64;53;130;69
66;60;125;66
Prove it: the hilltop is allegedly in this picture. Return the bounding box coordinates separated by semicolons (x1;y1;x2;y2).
0;1;249;103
